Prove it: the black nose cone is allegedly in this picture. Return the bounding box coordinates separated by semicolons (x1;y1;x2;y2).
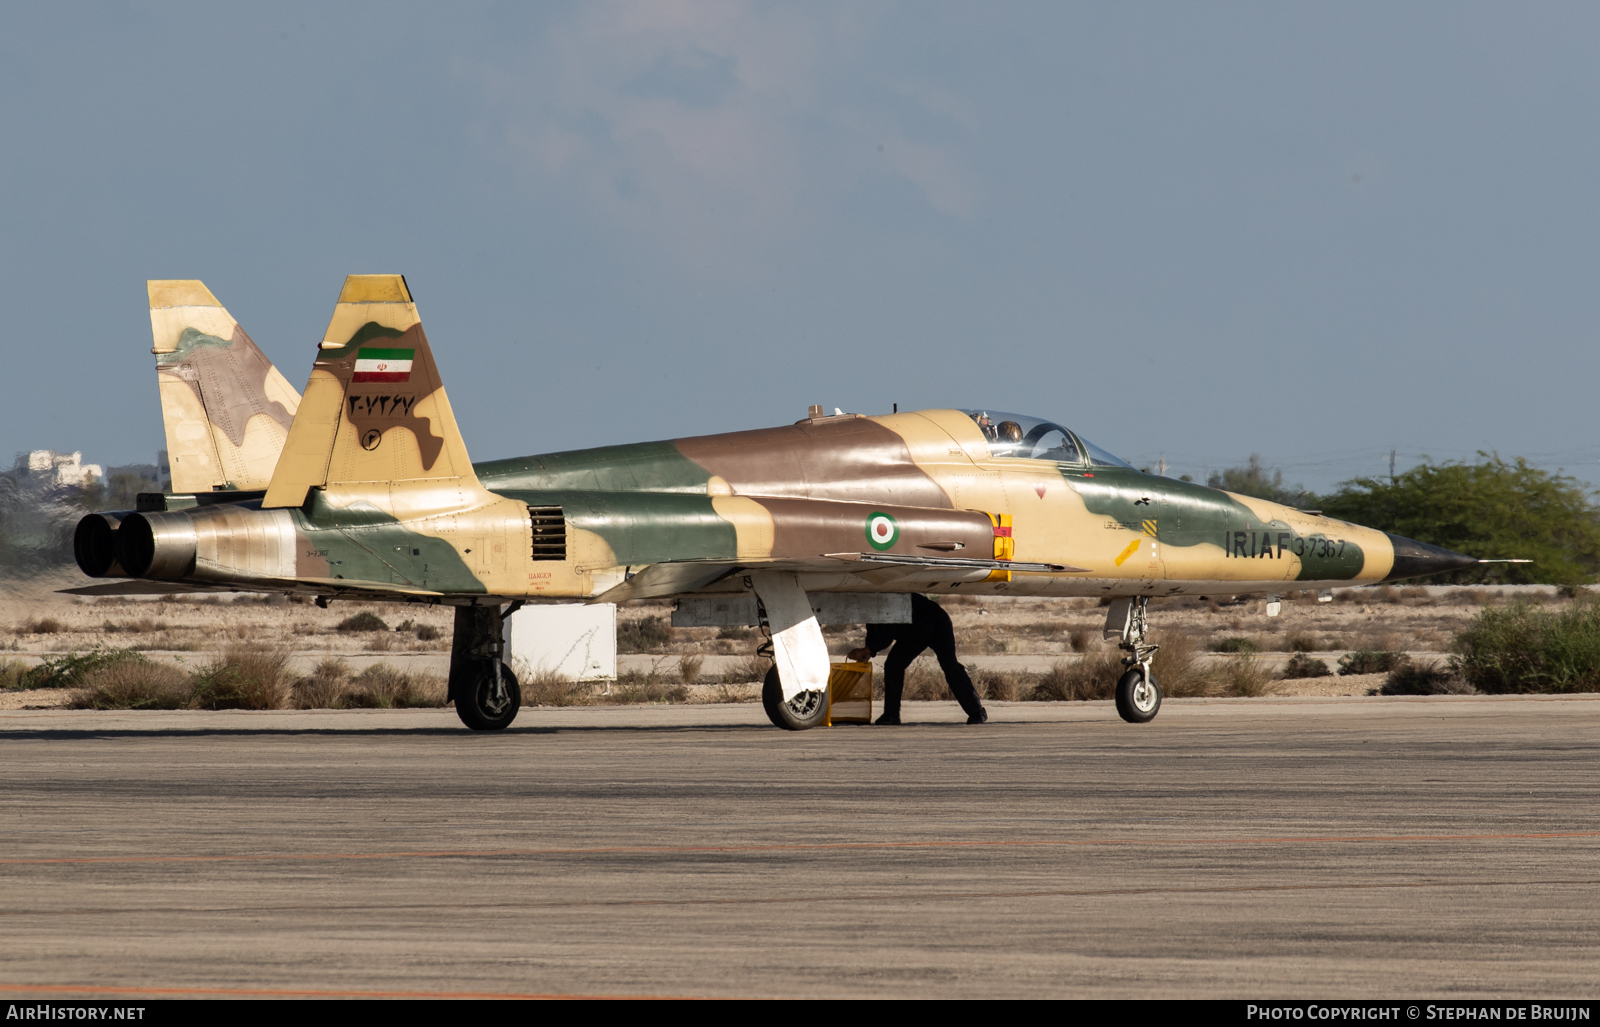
1385;533;1480;581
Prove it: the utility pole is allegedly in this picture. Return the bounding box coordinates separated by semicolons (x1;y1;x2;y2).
1390;449;1396;485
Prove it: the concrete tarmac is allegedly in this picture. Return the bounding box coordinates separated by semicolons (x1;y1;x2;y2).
0;696;1597;999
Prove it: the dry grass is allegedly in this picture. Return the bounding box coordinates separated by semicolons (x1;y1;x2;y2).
610;669;689;704
677;654;705;684
190;644;295;710
1031;652;1123;702
15;617;66;634
342;665;445;708
720;656;770;685
70;659;194;710
1215;655;1278;697
1150;634;1214;697
288;658;446;708
292;658;350;709
976;669;1024;701
101;617;168;634
520;666;593;706
0;660;28;689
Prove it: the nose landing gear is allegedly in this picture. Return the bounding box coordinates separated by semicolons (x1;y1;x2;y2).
1109;596;1162;723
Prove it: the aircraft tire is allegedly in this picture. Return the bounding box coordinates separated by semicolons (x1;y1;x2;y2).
455;660;521;731
761;665;828;731
1114;667;1161;724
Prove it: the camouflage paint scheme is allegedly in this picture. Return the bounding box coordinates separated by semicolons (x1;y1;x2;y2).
79;275;1473;608
149;281;301;494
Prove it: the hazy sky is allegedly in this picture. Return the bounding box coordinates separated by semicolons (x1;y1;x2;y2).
3;2;1597;492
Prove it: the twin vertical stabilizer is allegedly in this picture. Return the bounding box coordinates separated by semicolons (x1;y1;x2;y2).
262;275;484;510
148;281;301;493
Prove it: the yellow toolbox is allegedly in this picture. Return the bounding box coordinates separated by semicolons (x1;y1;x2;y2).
826;661;873;726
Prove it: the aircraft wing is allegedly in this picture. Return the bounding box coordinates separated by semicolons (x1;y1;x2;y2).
58;576;448;601
589;553;1086;604
57;580;240;597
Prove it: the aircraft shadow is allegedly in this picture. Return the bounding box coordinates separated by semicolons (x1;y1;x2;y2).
0;723;794;741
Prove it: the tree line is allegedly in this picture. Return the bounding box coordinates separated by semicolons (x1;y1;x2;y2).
1191;454;1597;585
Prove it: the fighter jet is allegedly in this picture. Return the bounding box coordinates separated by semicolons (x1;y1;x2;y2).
72;275;1483;731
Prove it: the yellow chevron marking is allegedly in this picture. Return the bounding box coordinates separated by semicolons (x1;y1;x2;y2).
1142;519;1158;537
1114;539;1142;566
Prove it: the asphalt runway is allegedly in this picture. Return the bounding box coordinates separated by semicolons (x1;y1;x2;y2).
1;696;1597;1000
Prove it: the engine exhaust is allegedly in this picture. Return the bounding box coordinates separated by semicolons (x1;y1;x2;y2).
73;512;134;578
116;511;199;580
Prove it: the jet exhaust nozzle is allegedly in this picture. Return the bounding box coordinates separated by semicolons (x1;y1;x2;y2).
73;512;135;578
118;511;199;580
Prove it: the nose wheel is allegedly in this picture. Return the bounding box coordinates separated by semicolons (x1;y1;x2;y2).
1115;666;1161;723
1112;595;1162;724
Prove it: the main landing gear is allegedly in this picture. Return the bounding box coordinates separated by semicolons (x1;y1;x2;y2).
451;603;522;731
761;665;829;731
1109;596;1162;724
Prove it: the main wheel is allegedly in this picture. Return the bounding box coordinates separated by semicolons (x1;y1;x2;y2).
761;665;828;731
1114;666;1161;723
455;660;521;731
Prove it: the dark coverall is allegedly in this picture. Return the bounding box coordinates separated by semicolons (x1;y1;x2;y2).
864;594;985;721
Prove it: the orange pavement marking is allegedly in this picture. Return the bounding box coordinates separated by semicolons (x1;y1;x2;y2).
3;830;1597;867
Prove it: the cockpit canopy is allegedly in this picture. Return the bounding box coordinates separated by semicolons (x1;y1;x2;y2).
960;409;1133;468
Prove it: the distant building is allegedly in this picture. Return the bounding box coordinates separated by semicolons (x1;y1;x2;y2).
20;449;102;487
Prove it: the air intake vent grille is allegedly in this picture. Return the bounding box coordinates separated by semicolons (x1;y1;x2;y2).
529;506;566;561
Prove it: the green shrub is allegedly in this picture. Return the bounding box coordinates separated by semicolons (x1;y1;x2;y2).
1451;598;1600;694
336;611;389;633
19;647;143;689
1208;636;1259;654
1338;650;1406;676
1282;652;1332;679
617;616;672;652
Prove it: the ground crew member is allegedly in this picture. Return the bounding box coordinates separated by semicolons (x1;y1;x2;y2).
848;594;988;725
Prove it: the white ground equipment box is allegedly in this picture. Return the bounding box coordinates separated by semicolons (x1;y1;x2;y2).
507;603;617;682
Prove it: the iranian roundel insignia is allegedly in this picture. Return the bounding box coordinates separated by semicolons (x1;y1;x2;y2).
866;512;899;551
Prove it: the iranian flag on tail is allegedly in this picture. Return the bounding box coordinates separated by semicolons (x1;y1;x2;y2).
352;347;414;383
